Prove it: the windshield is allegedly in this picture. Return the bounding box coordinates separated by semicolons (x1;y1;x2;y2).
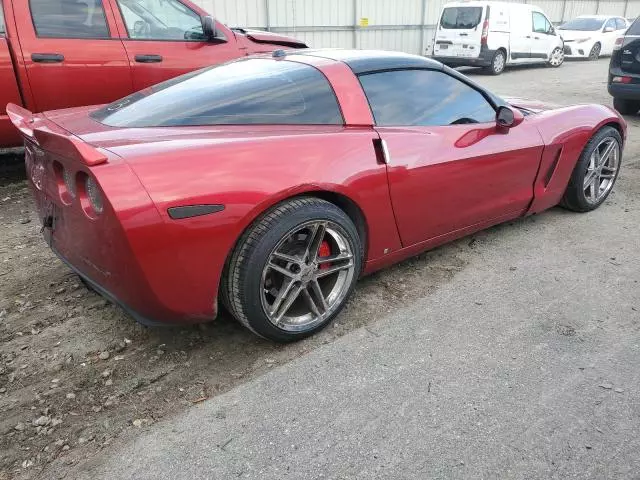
440;7;483;29
91;59;343;127
559;18;605;31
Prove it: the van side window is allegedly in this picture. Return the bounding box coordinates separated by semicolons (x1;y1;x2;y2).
358;69;496;127
532;12;552;34
116;0;206;41
29;0;110;39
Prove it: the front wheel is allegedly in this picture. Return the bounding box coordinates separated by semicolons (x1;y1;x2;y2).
547;47;564;67
588;42;601;60
222;197;362;342
560;126;622;212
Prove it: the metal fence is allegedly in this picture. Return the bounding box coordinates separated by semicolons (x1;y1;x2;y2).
193;0;640;56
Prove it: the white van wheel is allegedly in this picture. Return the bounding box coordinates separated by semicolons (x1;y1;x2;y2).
486;50;506;75
547;47;564;67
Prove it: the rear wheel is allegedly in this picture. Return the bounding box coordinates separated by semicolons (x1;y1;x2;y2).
485;49;506;75
547;47;564;67
222;197;362;342
613;97;640;115
588;42;601;60
560;126;622;212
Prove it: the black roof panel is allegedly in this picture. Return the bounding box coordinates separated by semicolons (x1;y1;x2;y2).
289;49;444;74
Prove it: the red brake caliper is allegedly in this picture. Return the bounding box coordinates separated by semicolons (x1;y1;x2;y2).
318;240;331;270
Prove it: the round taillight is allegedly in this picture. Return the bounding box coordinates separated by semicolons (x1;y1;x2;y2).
63;168;76;199
85;176;103;215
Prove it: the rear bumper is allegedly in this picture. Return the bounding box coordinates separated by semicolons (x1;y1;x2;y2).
24;141;218;327
608;68;640;98
608;83;640;99
52;246;171;327
432;46;495;68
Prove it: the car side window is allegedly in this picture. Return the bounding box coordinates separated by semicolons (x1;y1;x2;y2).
116;0;206;41
532;12;552;34
615;18;627;30
358;69;496;127
0;4;5;35
29;0;110;39
604;18;617;31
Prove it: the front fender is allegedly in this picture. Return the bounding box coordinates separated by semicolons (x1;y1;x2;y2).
527;104;625;214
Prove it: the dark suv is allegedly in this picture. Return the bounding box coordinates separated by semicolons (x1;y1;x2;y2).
609;18;640;114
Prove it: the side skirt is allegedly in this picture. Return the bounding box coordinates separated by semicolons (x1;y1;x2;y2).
363;209;524;275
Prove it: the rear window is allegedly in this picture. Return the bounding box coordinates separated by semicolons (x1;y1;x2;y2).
92;59;343;127
627;17;640;35
440;7;483;29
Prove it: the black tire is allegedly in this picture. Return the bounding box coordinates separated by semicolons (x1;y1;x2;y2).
485;49;506;75
560;126;622;212
613;97;640;115
222;197;363;342
588;42;601;60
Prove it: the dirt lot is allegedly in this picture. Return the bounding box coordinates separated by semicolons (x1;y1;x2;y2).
1;58;639;479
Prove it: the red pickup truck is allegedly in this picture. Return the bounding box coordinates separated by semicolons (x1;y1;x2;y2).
0;0;306;148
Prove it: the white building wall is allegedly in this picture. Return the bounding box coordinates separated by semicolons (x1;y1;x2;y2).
192;0;640;55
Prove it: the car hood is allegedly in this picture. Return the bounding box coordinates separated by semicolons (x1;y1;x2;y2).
504;97;562;113
232;28;307;48
558;29;599;41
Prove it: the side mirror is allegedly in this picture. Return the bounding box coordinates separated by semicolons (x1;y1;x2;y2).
496;106;524;130
604;26;615;33
201;16;218;41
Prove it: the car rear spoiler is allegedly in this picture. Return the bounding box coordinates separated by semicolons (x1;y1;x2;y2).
6;103;107;166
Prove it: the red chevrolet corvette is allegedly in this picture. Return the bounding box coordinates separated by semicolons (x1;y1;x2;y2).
8;49;625;342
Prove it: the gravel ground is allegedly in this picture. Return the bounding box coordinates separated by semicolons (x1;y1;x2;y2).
1;58;639;479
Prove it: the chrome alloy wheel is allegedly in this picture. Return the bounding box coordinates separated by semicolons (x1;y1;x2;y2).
549;47;564;66
260;220;356;332
583;136;620;205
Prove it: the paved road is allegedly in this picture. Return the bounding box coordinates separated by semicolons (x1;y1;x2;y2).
74;60;640;479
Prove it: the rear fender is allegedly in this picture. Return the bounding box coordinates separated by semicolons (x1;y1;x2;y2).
120;129;402;314
527;104;626;214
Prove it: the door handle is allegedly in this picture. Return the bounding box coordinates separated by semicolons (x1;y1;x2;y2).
526;35;531;38
534;36;540;40
135;54;163;63
31;53;64;63
459;33;468;36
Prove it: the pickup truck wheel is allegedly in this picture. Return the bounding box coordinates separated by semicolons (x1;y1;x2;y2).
613;97;640;115
560;126;622;212
222;197;362;342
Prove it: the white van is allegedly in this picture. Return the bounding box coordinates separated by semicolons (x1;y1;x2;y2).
431;1;564;75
